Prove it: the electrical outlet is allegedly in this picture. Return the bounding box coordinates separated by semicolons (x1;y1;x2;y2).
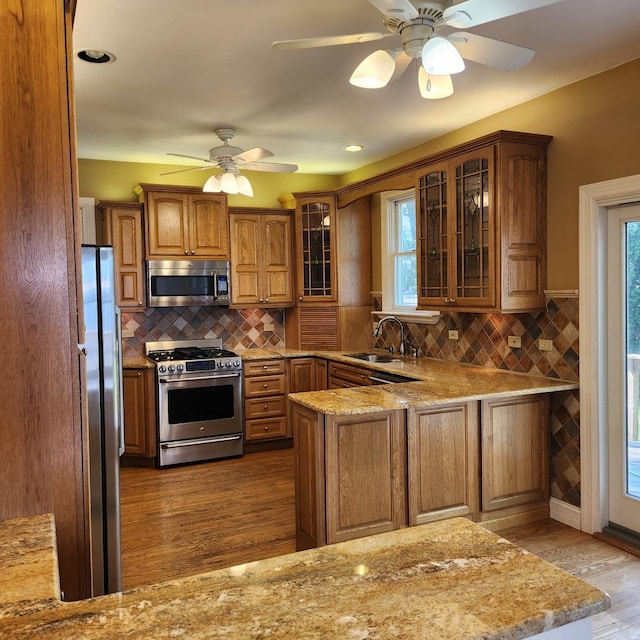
448;330;459;340
539;339;553;352
263;323;275;332
507;335;522;348
121;328;135;338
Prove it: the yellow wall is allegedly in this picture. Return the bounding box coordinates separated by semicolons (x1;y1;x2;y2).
78;159;339;209
79;57;640;289
342;57;640;289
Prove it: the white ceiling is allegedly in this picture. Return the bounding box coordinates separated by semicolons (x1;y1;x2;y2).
72;0;640;176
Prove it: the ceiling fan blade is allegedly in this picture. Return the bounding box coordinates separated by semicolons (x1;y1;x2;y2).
160;166;211;176
167;152;213;163
443;0;562;29
367;0;418;21
272;32;389;50
243;161;298;173
449;32;534;71
233;146;274;164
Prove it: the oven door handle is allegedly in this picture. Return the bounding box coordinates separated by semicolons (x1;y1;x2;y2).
161;434;242;449
158;373;241;383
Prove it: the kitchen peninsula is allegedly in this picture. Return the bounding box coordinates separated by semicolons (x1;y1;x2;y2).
0;513;609;639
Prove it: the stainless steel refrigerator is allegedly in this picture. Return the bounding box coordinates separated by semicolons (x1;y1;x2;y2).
81;245;124;595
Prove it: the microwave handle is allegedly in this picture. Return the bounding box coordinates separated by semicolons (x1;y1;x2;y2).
213;271;218;300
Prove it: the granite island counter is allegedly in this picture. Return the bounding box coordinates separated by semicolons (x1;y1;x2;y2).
0;514;609;639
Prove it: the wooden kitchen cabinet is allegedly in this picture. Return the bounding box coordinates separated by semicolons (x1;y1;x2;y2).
407;402;479;525
122;367;157;461
97;201;146;308
286;194;372;350
327;361;373;389
136;184;229;259
293;403;406;549
479;395;550;518
417;131;551;313
229;208;294;307
288;357;328;393
243;359;288;442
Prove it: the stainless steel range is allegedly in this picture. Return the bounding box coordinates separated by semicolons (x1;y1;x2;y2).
145;339;243;467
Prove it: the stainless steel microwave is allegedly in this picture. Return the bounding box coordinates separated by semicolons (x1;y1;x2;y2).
146;260;231;307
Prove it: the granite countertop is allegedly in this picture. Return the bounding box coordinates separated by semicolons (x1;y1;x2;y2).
0;515;609;639
122;356;155;369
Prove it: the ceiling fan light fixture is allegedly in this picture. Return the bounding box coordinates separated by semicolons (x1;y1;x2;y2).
220;172;239;195
418;67;454;99
349;50;395;89
202;174;222;192
421;37;465;75
236;174;254;197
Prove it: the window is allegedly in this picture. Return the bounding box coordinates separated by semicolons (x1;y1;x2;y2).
380;190;439;323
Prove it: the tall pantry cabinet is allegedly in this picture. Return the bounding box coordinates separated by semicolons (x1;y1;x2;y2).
1;0;89;601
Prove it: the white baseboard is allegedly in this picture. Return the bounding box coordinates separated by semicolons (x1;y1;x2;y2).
550;497;582;530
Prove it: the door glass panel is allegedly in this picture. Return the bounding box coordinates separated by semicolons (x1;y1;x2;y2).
625;220;640;498
455;158;489;300
301;202;332;297
418;171;447;300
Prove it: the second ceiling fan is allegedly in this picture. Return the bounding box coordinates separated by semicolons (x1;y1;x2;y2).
272;0;563;99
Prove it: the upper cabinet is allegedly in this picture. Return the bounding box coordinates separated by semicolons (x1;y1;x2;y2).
416;132;551;313
136;184;229;260
97;201;146;309
229;208;294;308
294;194;337;303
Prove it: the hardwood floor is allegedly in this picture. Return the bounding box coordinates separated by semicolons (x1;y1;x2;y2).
119;448;296;589
120;448;640;638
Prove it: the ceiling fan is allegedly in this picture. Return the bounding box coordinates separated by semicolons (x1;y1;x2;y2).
272;0;563;99
165;128;298;197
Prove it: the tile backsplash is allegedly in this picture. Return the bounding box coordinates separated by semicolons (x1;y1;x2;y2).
372;293;581;508
121;307;285;358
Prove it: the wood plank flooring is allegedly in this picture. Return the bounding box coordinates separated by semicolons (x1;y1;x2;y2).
120;448;640;638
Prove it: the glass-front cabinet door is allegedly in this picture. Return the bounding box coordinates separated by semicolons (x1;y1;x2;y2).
417;148;495;309
295;195;337;302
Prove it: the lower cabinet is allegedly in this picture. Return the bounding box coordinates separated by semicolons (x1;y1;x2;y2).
243;359;288;442
407;402;479;525
122;367;157;461
327;361;373;389
293;393;551;550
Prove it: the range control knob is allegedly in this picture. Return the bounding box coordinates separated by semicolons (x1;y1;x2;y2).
225;361;232;368
233;360;240;368
176;364;184;372
168;365;175;372
217;361;224;368
158;365;166;373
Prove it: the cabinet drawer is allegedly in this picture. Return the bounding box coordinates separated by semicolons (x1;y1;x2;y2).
244;395;287;419
328;362;372;387
244;374;286;398
245;416;288;441
244;359;286;377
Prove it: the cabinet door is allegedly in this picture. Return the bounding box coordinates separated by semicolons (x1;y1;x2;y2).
407;402;478;525
109;206;145;308
295;196;337;302
122;368;156;458
325;410;406;544
145;191;189;257
230;213;261;305
188;193;229;258
263;214;293;305
481;395;549;512
289;358;317;393
451;149;495;308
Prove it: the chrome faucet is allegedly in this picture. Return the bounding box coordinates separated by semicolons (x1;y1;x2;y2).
372;315;405;355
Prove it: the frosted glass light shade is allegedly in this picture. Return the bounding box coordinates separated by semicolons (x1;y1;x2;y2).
220;172;239;195
349;50;395;89
418;67;454;99
202;174;222;192
421;37;465;75
236;174;254;197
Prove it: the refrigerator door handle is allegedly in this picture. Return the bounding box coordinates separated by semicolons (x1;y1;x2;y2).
114;306;125;457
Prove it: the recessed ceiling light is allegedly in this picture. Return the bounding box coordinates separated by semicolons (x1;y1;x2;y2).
76;49;116;64
343;144;363;152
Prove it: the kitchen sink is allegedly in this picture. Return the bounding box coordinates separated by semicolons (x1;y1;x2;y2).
346;352;402;363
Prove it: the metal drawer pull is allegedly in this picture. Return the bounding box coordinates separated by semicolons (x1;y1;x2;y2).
161;435;242;449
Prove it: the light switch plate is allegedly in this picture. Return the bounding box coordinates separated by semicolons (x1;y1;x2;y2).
448;330;459;340
508;335;522;348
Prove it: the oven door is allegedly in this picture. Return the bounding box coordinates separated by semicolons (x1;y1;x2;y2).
158;372;243;443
